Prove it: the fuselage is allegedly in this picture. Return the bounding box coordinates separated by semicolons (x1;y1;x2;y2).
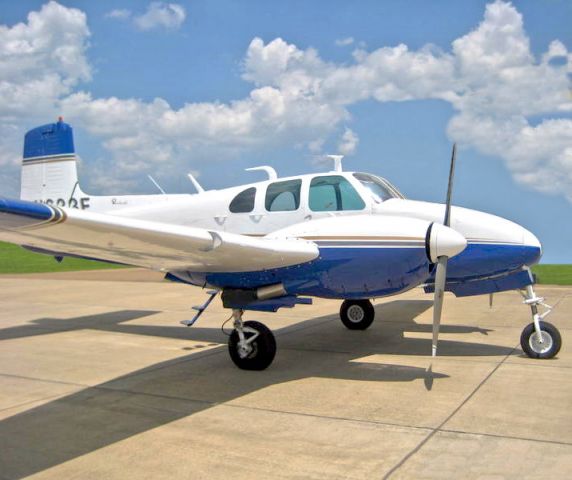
67;170;541;299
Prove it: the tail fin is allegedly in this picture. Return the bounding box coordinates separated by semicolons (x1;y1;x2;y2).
20;118;85;206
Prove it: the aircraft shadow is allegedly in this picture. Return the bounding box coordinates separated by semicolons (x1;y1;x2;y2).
0;299;517;478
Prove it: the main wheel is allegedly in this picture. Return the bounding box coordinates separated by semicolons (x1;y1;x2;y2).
340;299;375;330
228;320;276;370
520;321;561;359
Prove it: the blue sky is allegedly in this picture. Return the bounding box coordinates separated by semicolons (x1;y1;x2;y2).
0;1;571;262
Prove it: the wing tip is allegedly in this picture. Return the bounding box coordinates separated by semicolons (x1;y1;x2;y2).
0;197;54;220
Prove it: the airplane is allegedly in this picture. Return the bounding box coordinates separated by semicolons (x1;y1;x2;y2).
0;118;562;370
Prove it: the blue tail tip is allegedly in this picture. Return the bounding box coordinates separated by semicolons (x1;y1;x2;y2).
23;118;75;159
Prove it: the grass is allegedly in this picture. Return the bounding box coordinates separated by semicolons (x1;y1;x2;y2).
531;264;572;286
0;241;126;274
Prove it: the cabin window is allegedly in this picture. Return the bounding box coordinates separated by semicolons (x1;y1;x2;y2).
229;187;256;213
265;180;302;211
309;175;366;212
353;173;404;202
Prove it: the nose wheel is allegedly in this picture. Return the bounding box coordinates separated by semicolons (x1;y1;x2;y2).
520;321;561;358
520;284;561;359
228;310;276;370
340;299;375;330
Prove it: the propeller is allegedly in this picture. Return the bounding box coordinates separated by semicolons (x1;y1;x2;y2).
431;143;459;357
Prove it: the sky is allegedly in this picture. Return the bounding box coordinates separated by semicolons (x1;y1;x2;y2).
0;0;571;262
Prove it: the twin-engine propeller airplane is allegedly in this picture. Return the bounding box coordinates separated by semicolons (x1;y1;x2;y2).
0;119;562;369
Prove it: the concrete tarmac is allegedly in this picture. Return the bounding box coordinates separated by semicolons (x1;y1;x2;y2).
0;269;570;479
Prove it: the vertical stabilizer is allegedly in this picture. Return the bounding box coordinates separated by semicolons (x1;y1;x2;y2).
20;118;84;205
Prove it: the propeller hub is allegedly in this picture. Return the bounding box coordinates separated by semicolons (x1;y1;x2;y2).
426;222;467;263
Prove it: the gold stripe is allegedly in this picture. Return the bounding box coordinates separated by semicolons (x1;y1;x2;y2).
302;235;425;241
14;206;67;231
244;233;425;241
22;156;76;166
466;238;522;245
51;207;67;225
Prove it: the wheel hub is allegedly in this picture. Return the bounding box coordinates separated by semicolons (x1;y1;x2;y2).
529;330;553;354
347;304;365;323
238;342;253;359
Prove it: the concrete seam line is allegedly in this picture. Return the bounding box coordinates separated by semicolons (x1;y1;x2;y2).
382;344;517;479
0;392;77;415
0;372;88;388
438;428;572;447
222;402;435;433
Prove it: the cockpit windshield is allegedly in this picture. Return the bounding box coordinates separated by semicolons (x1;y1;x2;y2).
353;173;405;203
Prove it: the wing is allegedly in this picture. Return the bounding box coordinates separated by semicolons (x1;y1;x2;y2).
0;198;318;272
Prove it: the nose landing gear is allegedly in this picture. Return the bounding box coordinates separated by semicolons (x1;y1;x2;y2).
520;285;561;359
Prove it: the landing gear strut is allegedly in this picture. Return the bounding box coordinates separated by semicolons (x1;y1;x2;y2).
228;309;276;370
520;284;561;359
339;299;375;330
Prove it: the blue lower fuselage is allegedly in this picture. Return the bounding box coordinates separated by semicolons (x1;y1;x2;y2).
183;242;541;299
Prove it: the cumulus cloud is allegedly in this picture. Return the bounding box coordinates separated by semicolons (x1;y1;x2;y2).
0;0;90;168
133;2;186;31
1;1;571;201
238;1;572;199
338;128;359;155
0;1;90;99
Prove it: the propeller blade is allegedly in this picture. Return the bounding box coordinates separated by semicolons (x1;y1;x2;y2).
432;256;448;357
432;143;458;356
443;143;457;227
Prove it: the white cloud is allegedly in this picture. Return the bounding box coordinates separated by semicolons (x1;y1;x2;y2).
0;1;90;168
134;2;186;31
105;9;131;20
1;1;571;201
238;1;572;198
335;37;354;47
338;128;359;155
0;1;90;93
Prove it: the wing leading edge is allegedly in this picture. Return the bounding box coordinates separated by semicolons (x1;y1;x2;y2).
0;197;319;272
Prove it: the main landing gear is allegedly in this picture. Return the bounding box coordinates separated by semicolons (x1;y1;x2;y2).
339;299;375;330
227;309;276;370
182;292;277;370
520;285;561;359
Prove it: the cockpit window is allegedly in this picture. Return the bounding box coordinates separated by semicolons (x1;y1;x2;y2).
353;173;405;203
265;179;302;211
309;175;366;212
229;187;256;213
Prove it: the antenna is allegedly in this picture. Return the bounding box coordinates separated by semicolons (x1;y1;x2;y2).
187;172;205;193
326;155;344;172
147;175;166;194
245;166;278;180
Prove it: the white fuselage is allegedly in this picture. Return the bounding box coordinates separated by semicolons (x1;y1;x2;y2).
79;171;536;250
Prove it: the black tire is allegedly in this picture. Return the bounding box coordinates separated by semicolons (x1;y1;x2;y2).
228;320;276;370
340;299;375;330
520;321;562;359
